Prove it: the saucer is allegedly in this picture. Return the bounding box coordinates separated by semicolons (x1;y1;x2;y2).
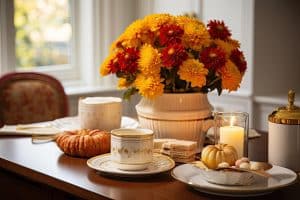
171;163;297;197
87;153;175;177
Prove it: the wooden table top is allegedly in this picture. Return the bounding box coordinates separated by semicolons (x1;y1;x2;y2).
0;134;299;200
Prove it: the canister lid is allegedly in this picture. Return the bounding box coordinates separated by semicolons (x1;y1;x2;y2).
268;90;300;125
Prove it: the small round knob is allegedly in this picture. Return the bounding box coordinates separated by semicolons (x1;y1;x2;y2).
287;89;295;110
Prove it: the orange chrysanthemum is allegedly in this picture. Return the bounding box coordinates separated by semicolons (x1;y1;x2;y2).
181;21;211;51
143;13;176;32
214;39;238;57
178;59;208;88
218;60;242;91
100;14;247;99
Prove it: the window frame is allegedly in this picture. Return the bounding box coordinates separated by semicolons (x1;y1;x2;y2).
0;0;15;74
0;0;139;91
0;0;101;88
13;0;80;84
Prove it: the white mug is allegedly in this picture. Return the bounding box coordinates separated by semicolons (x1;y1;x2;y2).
78;97;122;130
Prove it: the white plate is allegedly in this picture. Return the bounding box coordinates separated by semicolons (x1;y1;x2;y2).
0;116;139;136
87;153;175;177
171;164;297;197
52;116;139;130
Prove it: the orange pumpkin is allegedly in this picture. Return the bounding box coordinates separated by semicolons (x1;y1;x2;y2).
56;129;110;158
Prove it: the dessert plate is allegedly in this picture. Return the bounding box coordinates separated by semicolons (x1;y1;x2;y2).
87;153;175;177
171;163;297;197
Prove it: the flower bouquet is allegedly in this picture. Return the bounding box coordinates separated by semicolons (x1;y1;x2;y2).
100;13;247;100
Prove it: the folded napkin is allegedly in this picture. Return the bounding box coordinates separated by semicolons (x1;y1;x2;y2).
0;123;62;136
0;116;80;136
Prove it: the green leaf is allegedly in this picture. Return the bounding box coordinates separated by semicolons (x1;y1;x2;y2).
123;87;138;100
216;80;222;96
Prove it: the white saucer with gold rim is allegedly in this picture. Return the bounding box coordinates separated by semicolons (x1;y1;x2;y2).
87;153;175;177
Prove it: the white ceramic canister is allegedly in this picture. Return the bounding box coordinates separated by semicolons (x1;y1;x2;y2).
78;97;122;130
268;90;300;171
110;128;154;171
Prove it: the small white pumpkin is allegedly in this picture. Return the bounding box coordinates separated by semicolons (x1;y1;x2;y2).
201;143;238;169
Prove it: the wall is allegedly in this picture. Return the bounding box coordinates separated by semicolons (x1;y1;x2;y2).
251;0;300;131
254;0;300;96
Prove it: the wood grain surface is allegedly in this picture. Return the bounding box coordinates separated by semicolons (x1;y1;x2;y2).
0;134;299;200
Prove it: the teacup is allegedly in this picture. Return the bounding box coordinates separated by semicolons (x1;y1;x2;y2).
110;128;154;171
78;97;122;130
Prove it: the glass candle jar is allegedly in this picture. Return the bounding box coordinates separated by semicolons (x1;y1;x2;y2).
214;112;249;158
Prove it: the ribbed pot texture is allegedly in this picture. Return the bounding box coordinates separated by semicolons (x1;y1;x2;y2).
136;93;214;152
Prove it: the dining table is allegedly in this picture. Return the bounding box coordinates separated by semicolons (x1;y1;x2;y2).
0;132;299;200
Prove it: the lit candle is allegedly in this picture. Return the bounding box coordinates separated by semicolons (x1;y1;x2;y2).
219;117;244;158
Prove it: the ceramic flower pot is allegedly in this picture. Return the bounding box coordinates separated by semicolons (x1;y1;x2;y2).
135;93;214;152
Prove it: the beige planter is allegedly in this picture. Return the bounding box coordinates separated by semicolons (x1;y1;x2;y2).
136;93;214;152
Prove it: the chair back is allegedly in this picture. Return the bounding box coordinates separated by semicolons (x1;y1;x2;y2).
0;72;68;125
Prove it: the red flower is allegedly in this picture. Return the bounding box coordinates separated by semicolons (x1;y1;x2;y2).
161;44;187;68
207;20;231;40
230;49;247;73
108;58;120;73
159;24;183;46
110;48;139;74
200;47;226;71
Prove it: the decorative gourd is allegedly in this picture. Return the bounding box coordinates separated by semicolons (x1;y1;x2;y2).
56;129;110;158
201;143;238;169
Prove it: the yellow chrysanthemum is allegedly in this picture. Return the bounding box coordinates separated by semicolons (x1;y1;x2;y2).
100;52;117;76
120;37;140;48
178;59;208;88
214;39;239;57
134;74;164;99
138;44;161;76
109;20;149;50
182;22;211;51
176;15;203;29
143;13;176;32
125;19;145;34
118;78;131;89
109;40;119;53
219;60;242;91
110;33;140;50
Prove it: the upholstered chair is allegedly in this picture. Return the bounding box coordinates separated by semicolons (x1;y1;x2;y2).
0;72;68;127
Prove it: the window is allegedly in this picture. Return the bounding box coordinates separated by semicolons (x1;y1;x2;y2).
0;0;142;91
0;0;82;85
14;0;72;69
